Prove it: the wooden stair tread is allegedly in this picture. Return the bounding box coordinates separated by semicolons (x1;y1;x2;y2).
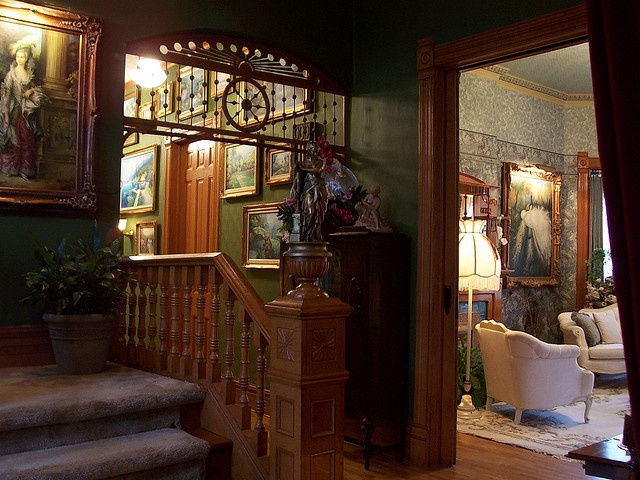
0;428;210;479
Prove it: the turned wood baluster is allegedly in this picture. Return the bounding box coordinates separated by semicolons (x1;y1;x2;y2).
238;309;251;429
208;270;222;383
224;287;237;404
194;265;208;379
115;287;128;364
136;280;148;369
180;266;193;377
158;272;170;371
126;278;138;365
168;267;182;373
147;279;158;370
254;332;268;456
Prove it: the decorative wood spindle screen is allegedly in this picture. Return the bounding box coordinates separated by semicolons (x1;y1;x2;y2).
124;33;346;159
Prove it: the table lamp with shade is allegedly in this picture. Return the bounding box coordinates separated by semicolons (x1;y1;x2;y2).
457;218;502;420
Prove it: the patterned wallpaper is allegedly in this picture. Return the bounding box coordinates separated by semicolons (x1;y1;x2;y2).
459;71;597;342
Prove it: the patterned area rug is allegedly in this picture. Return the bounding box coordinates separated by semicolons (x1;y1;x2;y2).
457;374;629;458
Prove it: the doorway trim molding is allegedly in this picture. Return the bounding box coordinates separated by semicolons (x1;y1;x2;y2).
409;4;588;467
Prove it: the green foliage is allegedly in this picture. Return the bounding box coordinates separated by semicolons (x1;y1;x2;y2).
457;336;487;408
586;248;610;286
277;201;295;234
22;222;129;315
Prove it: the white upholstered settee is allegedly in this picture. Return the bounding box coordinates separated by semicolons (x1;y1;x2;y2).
557;303;626;374
476;320;594;425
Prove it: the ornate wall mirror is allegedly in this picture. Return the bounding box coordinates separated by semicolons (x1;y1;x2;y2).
0;0;101;215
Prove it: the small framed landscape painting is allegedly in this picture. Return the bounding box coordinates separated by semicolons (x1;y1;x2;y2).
222;143;258;198
265;148;294;185
242;202;284;269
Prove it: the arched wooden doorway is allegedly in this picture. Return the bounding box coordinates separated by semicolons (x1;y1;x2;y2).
409;4;589;466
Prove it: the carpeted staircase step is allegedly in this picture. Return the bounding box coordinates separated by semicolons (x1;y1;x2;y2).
0;364;206;454
0;427;211;480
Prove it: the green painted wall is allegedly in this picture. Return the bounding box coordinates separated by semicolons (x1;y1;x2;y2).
349;0;584;411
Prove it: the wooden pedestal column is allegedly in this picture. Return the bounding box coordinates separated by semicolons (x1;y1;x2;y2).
266;295;351;480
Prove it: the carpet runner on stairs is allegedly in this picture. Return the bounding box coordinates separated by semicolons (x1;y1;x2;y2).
0;364;223;479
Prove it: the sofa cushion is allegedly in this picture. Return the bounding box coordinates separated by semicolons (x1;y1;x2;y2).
589;343;624;360
593;308;623;344
571;311;601;347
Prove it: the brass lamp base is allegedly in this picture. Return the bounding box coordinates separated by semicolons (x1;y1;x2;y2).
457;394;481;420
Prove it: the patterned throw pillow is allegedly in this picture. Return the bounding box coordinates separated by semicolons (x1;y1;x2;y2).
571;311;601;347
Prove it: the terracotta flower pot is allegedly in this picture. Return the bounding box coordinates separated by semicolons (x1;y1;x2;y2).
43;313;116;375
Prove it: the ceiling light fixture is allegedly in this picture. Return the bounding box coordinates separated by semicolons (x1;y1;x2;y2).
130;58;167;89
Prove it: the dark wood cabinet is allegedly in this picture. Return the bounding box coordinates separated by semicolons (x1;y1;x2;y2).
318;230;410;467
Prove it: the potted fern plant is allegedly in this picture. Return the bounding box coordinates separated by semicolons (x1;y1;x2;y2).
22;223;129;374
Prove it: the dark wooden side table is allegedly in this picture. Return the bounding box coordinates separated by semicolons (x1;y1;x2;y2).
567;435;637;480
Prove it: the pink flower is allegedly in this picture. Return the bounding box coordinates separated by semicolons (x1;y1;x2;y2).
284;197;297;207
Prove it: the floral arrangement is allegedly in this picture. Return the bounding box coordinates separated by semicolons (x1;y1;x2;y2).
585;248;616;308
325;184;367;227
316;134;335;173
586;276;616;308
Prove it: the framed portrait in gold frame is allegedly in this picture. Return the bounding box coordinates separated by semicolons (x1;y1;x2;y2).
0;1;101;215
502;162;562;288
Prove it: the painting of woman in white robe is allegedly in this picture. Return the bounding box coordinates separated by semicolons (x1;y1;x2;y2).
504;163;561;285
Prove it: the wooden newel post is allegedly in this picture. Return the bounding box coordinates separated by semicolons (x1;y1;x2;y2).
266;242;351;480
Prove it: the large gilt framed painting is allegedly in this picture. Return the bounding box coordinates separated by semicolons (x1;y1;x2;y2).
0;1;101;215
502;162;562;288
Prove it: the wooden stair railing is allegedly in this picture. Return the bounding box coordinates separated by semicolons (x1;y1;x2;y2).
112;253;270;462
113;251;351;480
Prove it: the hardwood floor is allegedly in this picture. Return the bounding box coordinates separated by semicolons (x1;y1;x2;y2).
344;433;597;479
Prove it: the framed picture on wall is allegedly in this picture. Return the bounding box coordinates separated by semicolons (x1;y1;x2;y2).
120;145;158;214
139;101;152;120
268;83;310;120
178;66;207;120
123;131;138;148
124;85;139;119
221;143;259;198
154;81;174;117
211;71;231;101
0;1;101;214
136;220;157;256
502;162;562;287
265;147;294;185
242;202;285;269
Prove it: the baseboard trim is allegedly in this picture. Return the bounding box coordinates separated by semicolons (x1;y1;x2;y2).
0;325;54;368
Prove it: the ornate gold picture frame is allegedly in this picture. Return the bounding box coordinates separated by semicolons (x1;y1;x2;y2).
502;162;562;287
0;1;101;215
